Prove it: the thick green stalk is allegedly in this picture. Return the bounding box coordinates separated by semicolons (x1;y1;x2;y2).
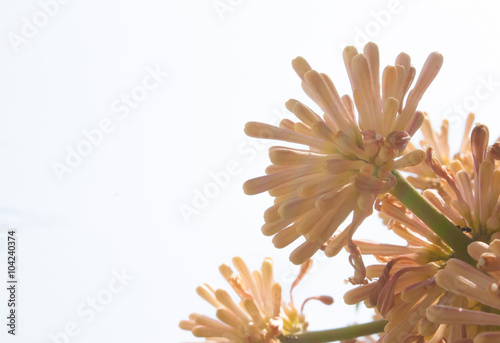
281;319;388;343
390;171;475;265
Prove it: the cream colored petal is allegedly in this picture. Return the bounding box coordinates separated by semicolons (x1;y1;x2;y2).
261;257;274;317
382;65;397;103
382;97;399;136
278;196;317;220
478;252;500;272
232;257;260;302
363;42;381;112
298;172;354;198
285;99;322;126
343;45;359;88
351;53;378;132
269;146;333;165
242;298;265;328
291;56;312;81
272;224;301;249
243;164;322;195
197;284;221;308
261;217;295;236
435;268;500;310
395;52;443;132
216;308;245;329
244;121;332;151
427;305;500;326
467;241;490;261
215;289;252;323
179;320;196;330
289;240;322;265
343;282;377;305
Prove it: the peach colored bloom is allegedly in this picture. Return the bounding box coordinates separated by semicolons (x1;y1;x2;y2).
243;43;442;284
180;257;332;343
344;120;500;342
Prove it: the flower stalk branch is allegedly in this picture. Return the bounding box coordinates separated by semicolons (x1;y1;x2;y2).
281;319;388;343
390;170;475;265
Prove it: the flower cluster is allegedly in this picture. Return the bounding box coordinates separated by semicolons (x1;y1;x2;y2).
344;194;451;342
180;42;500;343
344;118;500;342
243;43;443;284
180;257;332;343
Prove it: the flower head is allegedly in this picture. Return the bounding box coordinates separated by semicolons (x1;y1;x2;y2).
243;42;443;283
180;257;332;343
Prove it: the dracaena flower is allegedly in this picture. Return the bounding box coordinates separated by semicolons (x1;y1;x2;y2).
344;120;500;342
400;121;500;342
344;194;452;342
243;42;443;283
179;257;332;343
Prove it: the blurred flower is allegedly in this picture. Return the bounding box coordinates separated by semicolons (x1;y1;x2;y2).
243;42;443;284
179;257;332;343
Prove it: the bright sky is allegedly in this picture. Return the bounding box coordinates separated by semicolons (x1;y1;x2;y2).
2;1;500;342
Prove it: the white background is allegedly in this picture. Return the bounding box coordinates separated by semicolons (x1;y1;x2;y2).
1;1;500;342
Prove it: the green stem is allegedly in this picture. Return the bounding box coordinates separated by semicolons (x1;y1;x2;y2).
281;319;387;343
390;171;475;265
